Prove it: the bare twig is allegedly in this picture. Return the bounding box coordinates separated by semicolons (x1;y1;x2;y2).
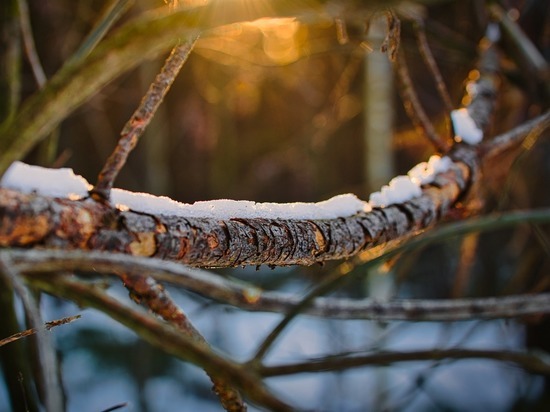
91;38;197;200
16;0;46;87
413;18;453;119
258;348;550;377
121;273;247;411
0;314;81;347
17;0;59;165
394;46;451;152
6;243;550;321
247;207;550;362
99;403;129;412
481;110;550;158
489;4;549;94
0;253;63;412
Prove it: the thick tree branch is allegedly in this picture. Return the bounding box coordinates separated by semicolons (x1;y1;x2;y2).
0;156;470;267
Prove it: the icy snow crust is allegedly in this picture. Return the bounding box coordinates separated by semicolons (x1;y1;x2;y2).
1;158;453;219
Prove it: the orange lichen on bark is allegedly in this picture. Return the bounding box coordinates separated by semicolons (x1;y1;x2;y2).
0;214;50;245
129;232;156;257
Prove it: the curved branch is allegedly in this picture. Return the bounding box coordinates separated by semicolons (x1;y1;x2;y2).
9;245;550;321
0;154;470;267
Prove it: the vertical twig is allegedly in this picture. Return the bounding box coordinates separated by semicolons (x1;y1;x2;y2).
0;253;64;412
0;0;21;122
90;38;197;201
121;273;247;412
16;0;46;88
413;19;453;112
17;0;60;165
394;49;451;152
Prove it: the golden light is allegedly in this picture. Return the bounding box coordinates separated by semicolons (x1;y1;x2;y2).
188;0;312;66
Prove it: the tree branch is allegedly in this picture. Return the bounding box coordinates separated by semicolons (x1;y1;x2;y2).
0;154;471;267
91;39;197;201
7;244;550;321
258;348;550;377
120;272;247;411
25;273;293;411
0;253;63;412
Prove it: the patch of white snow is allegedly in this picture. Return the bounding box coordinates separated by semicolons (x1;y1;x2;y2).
451;108;483;144
0;161;91;198
369;155;453;208
112;190;366;219
0;161;367;219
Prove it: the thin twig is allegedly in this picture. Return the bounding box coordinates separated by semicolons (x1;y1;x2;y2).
480;110;550;158
0;314;81;347
489;4;549;95
17;0;46;87
0;253;64;412
17;0;61;165
394;48;451;152
247;207;550;362
413;19;453;112
412;18;453;141
90;38;197;201
258;348;550;377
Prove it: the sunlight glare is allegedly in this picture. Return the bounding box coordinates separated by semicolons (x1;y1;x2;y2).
192;0;309;65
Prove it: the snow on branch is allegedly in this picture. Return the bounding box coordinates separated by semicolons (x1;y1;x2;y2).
0;150;470;267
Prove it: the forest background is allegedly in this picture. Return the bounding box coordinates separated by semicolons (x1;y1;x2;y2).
0;0;549;411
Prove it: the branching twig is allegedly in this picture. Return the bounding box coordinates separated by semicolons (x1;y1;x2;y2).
0;314;81;347
5;225;550;321
0;253;63;412
25;274;293;411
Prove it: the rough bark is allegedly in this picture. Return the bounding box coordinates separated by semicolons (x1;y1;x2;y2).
0;150;471;268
